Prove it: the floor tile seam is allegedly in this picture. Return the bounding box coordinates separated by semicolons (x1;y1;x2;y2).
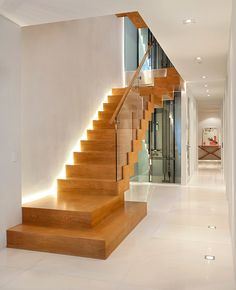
150;236;231;245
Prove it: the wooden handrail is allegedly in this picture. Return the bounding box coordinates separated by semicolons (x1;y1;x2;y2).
109;41;155;124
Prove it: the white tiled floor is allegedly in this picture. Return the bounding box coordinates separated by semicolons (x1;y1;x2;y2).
0;161;235;289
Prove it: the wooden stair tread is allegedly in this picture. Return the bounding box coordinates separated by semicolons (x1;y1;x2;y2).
23;193;121;213
59;177;119;183
7;201;147;259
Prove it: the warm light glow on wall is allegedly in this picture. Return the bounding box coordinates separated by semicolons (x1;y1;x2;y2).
22;91;110;205
22;182;57;204
184;81;187;92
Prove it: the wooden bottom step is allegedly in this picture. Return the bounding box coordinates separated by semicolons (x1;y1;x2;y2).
7;201;147;259
22;193;124;228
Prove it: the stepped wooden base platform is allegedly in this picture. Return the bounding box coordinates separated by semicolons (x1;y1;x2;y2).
7;201;147;259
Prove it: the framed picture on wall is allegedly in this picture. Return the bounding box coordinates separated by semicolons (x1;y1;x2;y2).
202;128;219;146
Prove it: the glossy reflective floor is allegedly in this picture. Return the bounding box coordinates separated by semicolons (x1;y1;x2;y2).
0;161;235;290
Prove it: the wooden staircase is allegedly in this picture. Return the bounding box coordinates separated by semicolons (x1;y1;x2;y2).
7;66;182;259
7;91;155;259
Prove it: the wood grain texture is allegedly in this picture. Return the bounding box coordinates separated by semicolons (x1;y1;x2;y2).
22;193;124;228
66;164;116;180
116;11;148;28
8;201;147;259
87;129;115;141
80;140;115;151
74;151;115;165
57;178;129;196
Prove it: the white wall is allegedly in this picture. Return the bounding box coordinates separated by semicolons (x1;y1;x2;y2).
21;15;124;201
182;85;198;183
181;85;188;185
225;0;236;271
0;16;21;247
21;16;123;202
188;89;198;178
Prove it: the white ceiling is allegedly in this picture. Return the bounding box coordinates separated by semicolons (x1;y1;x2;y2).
0;0;232;111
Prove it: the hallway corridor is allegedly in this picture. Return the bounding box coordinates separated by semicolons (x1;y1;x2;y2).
0;162;235;290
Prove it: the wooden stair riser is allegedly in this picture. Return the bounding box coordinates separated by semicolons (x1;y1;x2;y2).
128;151;138;165
66;164;116;180
141;119;149;131
108;95;123;104
93;120;116;129
154;76;181;93
144;110;152;121
153;96;163;107
145;103;155;119
81;140;115;151
167;67;179;77
122;164;135;179
57;178;129;196
137;129;145;140
7;230;106;259
148;101;155;111
139;86;154;96
99;110;138;121
103;103;117;111
22;197;124;228
98;111;113;120
133;139;142;152
112;88;126;95
87;129;115;141
74;152;116;165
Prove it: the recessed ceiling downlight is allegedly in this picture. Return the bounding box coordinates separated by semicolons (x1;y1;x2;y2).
207;94;211;97
183;19;196;25
202;75;207;79
205;255;215;261
204;84;208;88
195;56;202;63
208;225;216;229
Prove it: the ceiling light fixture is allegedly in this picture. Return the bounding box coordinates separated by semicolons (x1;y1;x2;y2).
206;89;209;93
208;225;216;229
183;19;196;25
204;84;208;88
207;94;211;97
202;75;207;79
195;56;202;64
205;255;215;261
